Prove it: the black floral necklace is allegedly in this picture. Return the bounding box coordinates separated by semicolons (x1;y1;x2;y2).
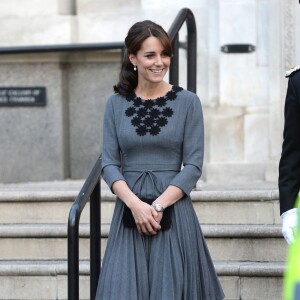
125;86;183;136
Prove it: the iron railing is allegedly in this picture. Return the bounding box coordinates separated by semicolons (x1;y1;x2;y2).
0;7;197;300
168;8;197;93
68;156;102;300
0;42;124;54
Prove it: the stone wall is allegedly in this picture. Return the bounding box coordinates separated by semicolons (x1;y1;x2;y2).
0;52;119;183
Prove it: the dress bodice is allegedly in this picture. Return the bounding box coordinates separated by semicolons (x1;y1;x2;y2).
101;86;204;199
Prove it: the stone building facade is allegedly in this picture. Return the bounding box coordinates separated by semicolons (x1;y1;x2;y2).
0;0;299;183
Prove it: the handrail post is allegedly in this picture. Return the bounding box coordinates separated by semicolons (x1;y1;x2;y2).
186;12;197;93
168;8;197;93
67;156;102;300
169;33;179;86
90;180;101;300
68;205;80;300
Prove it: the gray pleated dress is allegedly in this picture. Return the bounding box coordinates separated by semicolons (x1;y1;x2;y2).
96;86;225;300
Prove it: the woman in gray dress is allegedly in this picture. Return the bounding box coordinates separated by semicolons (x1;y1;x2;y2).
96;20;224;300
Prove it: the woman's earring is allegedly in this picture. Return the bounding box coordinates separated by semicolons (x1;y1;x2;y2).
134;65;137;71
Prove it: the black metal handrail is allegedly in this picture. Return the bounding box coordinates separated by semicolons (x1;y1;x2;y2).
0;42;124;54
168;8;197;93
68;156;102;300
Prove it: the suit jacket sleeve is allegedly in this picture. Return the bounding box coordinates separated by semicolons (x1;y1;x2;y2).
278;71;300;214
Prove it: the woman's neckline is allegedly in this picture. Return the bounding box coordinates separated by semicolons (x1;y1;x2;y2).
125;86;183;103
133;85;174;101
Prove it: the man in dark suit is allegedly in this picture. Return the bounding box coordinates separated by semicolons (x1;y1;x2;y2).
279;65;300;244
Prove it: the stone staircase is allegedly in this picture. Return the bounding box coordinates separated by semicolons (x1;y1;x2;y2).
0;180;287;300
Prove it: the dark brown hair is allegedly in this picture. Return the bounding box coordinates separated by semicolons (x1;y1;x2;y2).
113;20;172;96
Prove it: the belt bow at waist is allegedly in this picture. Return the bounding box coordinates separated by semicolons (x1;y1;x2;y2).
123;167;181;197
122;167;179;230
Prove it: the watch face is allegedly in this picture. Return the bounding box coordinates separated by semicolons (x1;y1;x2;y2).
153;203;164;212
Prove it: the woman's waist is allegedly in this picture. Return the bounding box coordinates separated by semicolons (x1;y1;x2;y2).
122;163;181;173
122;164;181;198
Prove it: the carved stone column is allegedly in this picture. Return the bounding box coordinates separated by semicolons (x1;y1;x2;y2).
266;0;296;181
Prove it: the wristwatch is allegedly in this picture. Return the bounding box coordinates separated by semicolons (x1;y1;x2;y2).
152;201;165;212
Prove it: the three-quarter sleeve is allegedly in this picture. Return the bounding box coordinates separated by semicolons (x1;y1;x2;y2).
279;75;300;214
101;97;126;192
169;95;204;195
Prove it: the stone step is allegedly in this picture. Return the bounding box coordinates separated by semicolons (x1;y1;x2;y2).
0;189;84;224
0;260;285;300
0;181;285;299
0;183;280;225
0;223;287;262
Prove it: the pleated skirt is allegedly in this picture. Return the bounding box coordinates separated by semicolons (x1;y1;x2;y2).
95;196;225;300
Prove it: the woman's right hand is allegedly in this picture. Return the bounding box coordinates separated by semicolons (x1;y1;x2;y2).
130;200;161;235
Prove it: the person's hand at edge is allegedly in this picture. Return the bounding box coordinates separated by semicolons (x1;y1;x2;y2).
281;208;298;244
